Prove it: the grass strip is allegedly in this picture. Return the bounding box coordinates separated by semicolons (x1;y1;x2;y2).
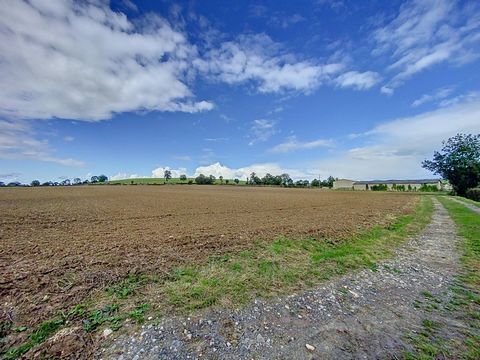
434;197;480;359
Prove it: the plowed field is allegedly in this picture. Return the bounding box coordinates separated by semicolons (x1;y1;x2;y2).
0;186;417;331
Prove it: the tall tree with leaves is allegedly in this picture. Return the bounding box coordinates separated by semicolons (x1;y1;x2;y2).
164;170;172;182
422;133;480;196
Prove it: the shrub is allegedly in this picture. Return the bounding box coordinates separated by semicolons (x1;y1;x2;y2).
371;184;388;191
419;184;439;192
180;175;187;181
466;188;480;202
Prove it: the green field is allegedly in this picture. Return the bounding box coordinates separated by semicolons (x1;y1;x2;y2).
108;177;247;185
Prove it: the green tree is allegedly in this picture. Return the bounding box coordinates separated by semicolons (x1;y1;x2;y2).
164;170;172;182
219;175;223;184
234;178;240;184
0;181;5;187
311;178;320;187
422;133;480;196
180;174;187;181
30;180;40;187
90;175;99;183
97;175;108;183
73;178;82;185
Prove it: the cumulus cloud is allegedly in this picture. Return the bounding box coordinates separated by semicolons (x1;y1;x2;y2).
249;119;277;145
0;0;213;121
109;172;140;181
0;119;84;166
193;162;314;180
373;0;480;92
412;86;454;107
151;166;188;178
314;96;480;179
334;71;381;90
270;136;333;153
196;34;344;94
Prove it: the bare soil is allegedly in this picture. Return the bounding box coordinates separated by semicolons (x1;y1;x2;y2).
0;186;416;354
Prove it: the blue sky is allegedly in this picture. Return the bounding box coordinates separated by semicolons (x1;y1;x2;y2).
1;0;480;183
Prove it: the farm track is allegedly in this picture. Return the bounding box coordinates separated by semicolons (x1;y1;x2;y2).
100;198;476;359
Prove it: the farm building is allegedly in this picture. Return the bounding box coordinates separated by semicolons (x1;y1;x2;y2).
332;179;356;189
333;179;443;191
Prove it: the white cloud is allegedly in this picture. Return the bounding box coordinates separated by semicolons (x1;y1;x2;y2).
249;119;277;145
334;71;381;90
270;136;333;153
412;86;454;107
193;162;313;180
314;96;480;179
151;166;188;178
373;0;480;92
204;137;229;142
63;136;75;142
0;0;213;121
0;119;84;166
438;91;480;107
196;34;344;94
110;172;140;181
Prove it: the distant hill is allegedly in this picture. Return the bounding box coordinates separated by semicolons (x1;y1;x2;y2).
108;177;247;185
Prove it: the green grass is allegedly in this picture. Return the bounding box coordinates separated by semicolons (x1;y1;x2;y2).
107;177;247;185
162;196;433;312
453;196;480;208
438;197;480;288
434;197;480;359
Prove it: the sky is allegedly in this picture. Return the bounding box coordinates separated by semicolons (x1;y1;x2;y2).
1;0;480;184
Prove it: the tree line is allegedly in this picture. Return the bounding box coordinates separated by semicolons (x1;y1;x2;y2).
0;175;109;187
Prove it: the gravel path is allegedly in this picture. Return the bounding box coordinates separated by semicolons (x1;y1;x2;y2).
450;197;480;214
97;199;465;359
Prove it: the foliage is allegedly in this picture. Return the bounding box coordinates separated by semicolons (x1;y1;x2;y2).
73;177;82;185
321;176;335;188
195;174;215;184
371;184;388;191
0;181;4;187
311;179;320;187
466;188;480;202
97;174;108;183
179;174;187;181
422;133;480;196
30;180;40;187
419;184;439;192
234;178;240;184
164;170;172;181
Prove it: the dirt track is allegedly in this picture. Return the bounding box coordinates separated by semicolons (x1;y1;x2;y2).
100;198;477;359
0;186;415;333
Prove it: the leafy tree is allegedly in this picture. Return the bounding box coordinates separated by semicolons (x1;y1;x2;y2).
164;170;172;182
180;174;187;181
73;178;82;185
90;176;99;183
422;133;480;196
225;179;229;184
7;181;21;187
311;178;320;187
280;173;291;187
61;179;71;186
219;175;224;184
97;175;108;183
234;178;240;184
0;181;5;187
42;181;52;186
30;180;40;187
195;174;215;185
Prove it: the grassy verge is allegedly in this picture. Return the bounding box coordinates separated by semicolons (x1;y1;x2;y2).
453;196;480;208
414;196;480;360
3;197;433;358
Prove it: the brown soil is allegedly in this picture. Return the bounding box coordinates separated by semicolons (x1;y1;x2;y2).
0;186;416;336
